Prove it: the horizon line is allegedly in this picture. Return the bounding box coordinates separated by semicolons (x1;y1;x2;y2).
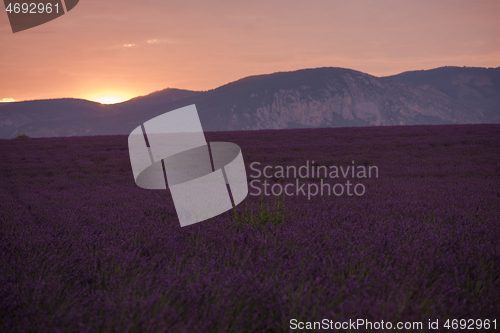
1;64;498;105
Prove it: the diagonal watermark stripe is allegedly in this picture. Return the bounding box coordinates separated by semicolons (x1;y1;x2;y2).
128;104;248;227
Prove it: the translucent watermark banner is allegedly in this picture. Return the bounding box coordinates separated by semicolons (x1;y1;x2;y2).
3;0;79;33
128;104;248;227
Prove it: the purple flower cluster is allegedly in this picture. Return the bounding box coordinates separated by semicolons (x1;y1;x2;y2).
0;124;499;332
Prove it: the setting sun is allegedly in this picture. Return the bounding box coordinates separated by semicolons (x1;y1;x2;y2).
91;96;130;105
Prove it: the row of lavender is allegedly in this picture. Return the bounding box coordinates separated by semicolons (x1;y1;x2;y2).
1;124;499;332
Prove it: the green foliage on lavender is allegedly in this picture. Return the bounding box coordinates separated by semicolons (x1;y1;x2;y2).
233;195;286;227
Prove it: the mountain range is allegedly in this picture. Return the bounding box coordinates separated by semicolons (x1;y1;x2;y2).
1;66;499;139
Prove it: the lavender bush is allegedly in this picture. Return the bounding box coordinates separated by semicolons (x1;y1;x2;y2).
0;124;499;332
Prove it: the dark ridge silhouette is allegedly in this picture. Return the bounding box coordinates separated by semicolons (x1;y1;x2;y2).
1;66;499;138
384;66;500;122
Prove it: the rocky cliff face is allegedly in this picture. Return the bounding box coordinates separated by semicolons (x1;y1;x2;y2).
215;68;478;131
244;82;471;129
385;66;500;123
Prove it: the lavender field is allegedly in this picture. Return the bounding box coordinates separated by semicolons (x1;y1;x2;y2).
1;124;499;332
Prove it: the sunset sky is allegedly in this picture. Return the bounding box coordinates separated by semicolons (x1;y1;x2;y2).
1;0;499;104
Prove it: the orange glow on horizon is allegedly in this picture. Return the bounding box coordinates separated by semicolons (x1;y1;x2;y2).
90;96;131;105
2;0;499;102
84;94;136;104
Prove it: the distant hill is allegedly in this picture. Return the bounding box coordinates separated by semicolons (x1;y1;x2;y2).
112;88;201;113
0;99;109;138
0;66;499;138
384;66;500;123
0;89;201;138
